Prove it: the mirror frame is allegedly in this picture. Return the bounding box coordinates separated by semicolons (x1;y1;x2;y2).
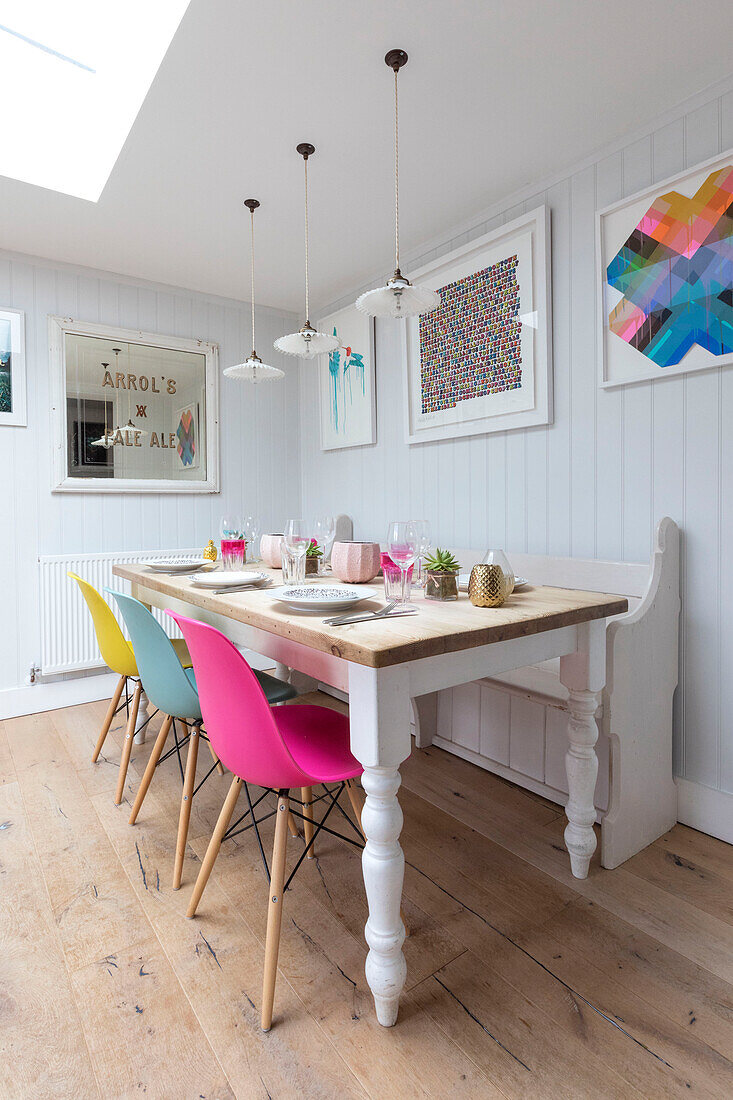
49;315;220;493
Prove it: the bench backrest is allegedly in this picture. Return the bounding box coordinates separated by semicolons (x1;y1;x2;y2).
452;549;650;599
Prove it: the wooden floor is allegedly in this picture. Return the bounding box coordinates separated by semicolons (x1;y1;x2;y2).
2;696;733;1099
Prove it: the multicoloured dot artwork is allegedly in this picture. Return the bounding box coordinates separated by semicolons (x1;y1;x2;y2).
418;256;522;414
176;407;196;466
607;165;733;368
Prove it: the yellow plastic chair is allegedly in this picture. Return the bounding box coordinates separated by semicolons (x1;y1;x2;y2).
67;572;191;802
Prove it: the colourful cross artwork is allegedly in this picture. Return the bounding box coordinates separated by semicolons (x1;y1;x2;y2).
607;165;733;368
418;256;522;414
176;407;196;466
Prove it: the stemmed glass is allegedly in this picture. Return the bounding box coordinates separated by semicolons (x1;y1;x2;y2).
220;515;245;570
284;519;310;585
313;515;335;575
244;514;262;563
386;521;418;608
412;519;431;588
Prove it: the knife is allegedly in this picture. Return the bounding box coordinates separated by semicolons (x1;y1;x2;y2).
323;609;417;627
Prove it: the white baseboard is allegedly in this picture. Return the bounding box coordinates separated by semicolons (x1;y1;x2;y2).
676;778;733;845
0;672;119;720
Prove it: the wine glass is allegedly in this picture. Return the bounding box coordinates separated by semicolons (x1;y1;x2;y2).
386;521;418;607
244;514;262;563
284;519;310;578
220;515;245;570
313;515;335;574
412;519;431;588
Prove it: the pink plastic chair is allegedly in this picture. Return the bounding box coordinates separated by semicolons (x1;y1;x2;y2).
168;610;364;1031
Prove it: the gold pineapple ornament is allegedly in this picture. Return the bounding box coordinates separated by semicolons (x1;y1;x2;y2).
468;564;506;607
203;539;218;562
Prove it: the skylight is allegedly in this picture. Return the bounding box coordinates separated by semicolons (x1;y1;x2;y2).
0;1;190;201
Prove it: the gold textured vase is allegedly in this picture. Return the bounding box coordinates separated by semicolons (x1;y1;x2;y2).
203;539;218;562
468;564;506;607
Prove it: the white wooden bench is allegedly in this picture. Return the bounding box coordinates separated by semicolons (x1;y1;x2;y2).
412;517;679;869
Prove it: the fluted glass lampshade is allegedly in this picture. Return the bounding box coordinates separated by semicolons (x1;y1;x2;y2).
224;354;285;382
274;322;339;360
356;275;440;319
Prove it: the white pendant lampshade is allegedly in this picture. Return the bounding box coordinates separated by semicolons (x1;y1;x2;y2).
356;50;440;320
274;144;339;360
225;199;284;383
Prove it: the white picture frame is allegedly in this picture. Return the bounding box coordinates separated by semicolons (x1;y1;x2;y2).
403;206;552;445
49;315;220;493
597;149;733;389
317;304;376;451
0;307;27;427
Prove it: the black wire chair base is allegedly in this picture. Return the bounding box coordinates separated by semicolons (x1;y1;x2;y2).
221;781;364;888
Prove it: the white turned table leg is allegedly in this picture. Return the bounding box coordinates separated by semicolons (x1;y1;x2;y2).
348;663;412;1026
133;690;150;745
560;620;606;880
564;688;600;877
361;765;407;1026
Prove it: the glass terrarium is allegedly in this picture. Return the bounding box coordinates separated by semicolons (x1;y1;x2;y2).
482;549;515;598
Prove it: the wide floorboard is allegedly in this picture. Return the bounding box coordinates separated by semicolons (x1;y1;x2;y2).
2;693;732;1098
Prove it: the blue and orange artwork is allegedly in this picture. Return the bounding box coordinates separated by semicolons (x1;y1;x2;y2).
176;408;196;466
328;327;366;435
607;165;733;367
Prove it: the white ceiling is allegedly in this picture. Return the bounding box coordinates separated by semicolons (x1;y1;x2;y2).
1;0;731;315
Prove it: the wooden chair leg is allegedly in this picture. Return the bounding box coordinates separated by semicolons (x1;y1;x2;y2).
287;812;300;838
115;682;142;805
129;714;173;824
261;792;290;1032
173;722;200;889
302;786;315;859
187;776;242;918
92;674;126;762
204;735;225;776
346;778;409;937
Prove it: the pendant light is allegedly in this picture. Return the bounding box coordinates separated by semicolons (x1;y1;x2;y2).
224;199;284;382
91;362;115;447
274;144;339;359
356;50;440;319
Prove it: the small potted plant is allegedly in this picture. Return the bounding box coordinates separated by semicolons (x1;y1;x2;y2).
305;539;323;575
423;548;461;601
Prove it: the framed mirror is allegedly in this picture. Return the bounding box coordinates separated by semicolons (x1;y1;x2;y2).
49;317;219;493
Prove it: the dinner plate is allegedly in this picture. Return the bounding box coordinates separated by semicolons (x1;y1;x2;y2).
458;574;528;592
146;556;209;573
190;570;269;589
269;584;376;612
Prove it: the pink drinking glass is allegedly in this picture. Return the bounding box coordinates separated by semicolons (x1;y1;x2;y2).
381;551;413;606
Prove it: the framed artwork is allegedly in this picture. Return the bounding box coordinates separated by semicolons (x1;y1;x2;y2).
403;206;552;444
0;307;27;427
598;151;733;388
49;316;219;493
317;304;376;451
174;402;199;470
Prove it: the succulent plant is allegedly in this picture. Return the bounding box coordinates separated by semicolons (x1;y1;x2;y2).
424;547;460;573
306;539;323;558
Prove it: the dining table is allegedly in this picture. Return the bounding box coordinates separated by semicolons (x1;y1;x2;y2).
113;561;628;1027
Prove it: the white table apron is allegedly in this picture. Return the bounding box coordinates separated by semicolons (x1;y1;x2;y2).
132;579;607;1028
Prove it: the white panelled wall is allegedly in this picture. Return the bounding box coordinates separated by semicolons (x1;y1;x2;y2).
0;252;298;703
300;82;733;825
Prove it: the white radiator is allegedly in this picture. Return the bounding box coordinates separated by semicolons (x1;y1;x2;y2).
39;548;201;675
